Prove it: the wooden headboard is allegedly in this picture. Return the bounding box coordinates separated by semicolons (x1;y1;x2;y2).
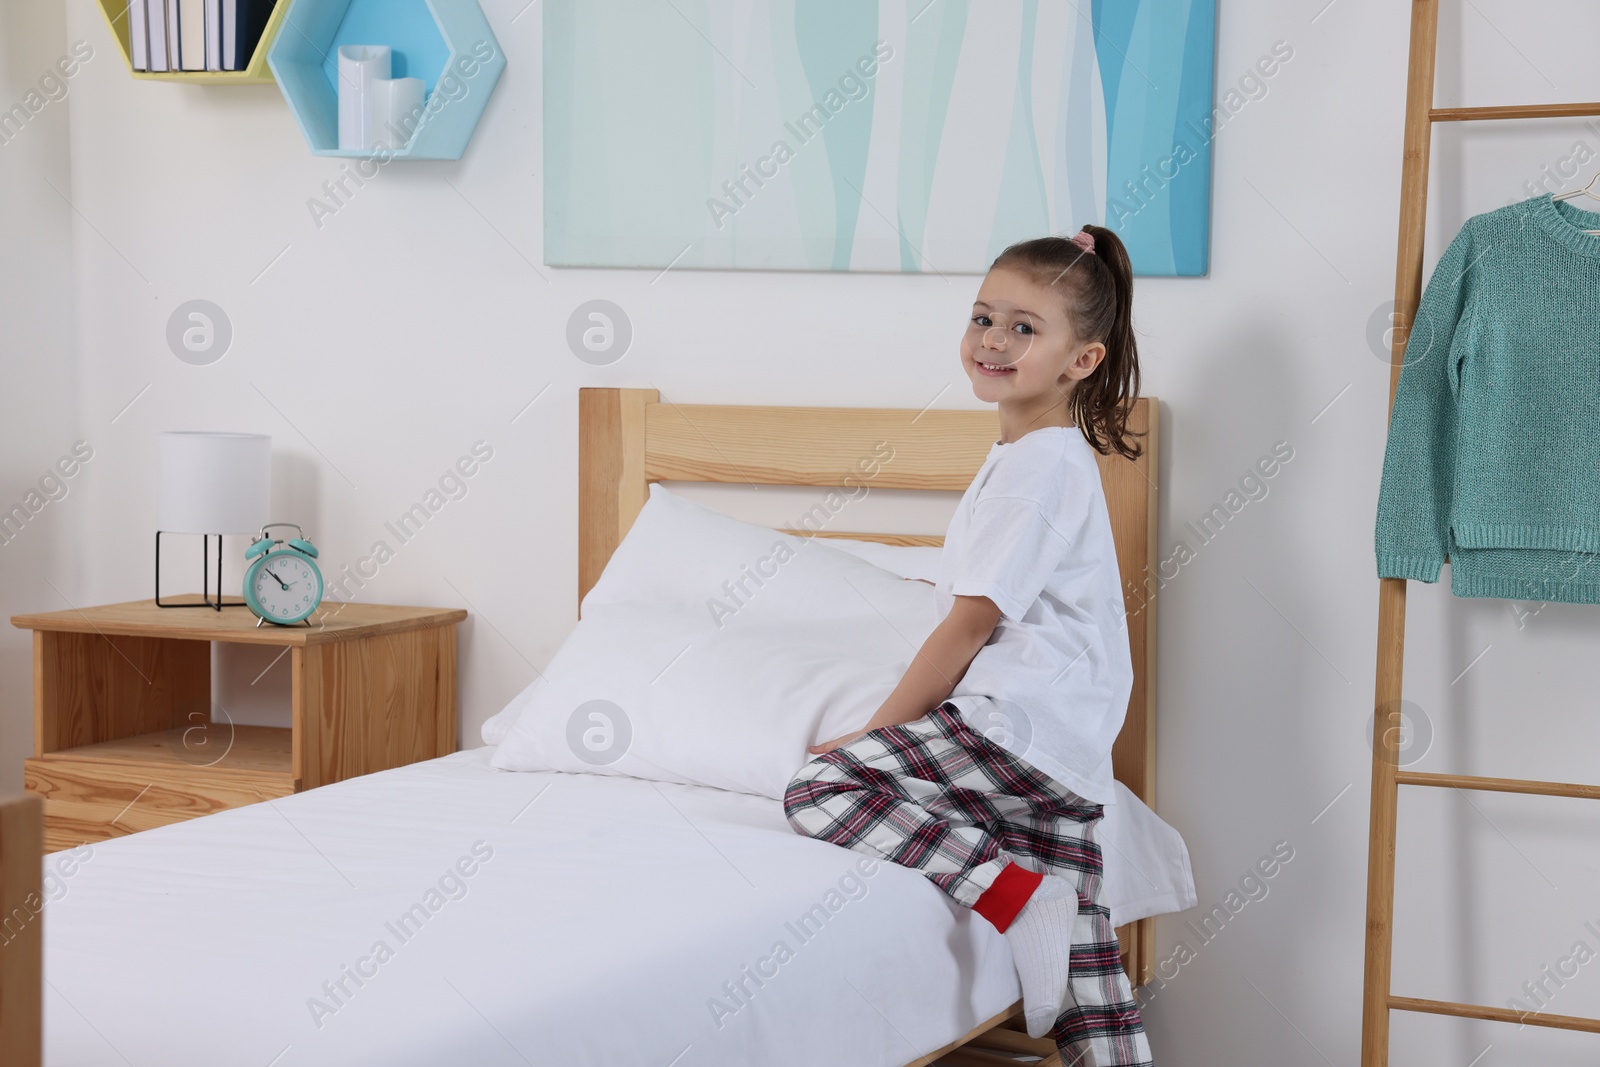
578;387;1161;984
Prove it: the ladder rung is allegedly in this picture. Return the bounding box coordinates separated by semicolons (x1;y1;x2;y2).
1395;770;1600;800
1431;102;1600;122
1392;995;1600;1035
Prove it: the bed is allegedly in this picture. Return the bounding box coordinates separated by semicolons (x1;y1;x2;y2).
0;388;1192;1066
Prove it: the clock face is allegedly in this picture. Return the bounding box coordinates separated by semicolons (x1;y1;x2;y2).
250;551;321;622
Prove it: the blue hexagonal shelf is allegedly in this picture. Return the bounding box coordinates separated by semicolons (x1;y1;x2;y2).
267;0;504;159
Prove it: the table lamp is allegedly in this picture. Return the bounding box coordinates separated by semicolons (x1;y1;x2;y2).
156;431;271;610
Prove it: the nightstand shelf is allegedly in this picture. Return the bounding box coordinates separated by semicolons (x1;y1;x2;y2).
12;598;466;852
42;724;293;773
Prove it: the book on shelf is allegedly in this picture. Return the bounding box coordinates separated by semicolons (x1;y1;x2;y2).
205;0;223;71
178;0;205;71
128;0;275;74
128;0;150;71
224;0;276;71
165;0;181;70
146;0;170;72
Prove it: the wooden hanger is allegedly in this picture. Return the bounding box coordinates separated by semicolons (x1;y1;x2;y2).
1554;171;1600;234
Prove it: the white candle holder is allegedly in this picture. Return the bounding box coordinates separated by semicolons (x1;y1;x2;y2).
337;45;391;152
372;77;426;151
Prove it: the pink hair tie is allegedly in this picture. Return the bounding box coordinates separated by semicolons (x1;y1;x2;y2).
1069;229;1095;254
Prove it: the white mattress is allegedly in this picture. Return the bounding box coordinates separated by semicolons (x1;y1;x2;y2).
43;747;1193;1066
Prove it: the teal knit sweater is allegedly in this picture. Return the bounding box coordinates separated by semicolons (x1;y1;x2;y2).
1376;193;1600;603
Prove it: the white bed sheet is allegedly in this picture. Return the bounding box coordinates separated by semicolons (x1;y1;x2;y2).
43;747;1192;1067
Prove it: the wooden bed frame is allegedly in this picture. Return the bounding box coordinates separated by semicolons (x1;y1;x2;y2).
0;387;1160;1067
580;387;1161;1067
0;793;42;1064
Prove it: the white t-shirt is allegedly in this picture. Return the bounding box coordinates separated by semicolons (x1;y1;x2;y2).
935;424;1133;805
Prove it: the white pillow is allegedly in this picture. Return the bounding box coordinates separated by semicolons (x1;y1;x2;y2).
488;485;940;799
823;538;943;582
476;531;940;747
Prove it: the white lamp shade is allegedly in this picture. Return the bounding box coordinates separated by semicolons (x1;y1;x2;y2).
158;432;271;534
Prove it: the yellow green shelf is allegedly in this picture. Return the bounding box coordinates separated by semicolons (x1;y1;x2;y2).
93;0;289;84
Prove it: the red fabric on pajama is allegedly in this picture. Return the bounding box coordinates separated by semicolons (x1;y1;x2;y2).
972;856;1045;932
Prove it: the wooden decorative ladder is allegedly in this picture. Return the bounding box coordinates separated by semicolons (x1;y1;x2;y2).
1362;2;1600;1062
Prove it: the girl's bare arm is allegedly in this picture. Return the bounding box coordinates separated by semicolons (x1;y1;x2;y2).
808;594;1001;754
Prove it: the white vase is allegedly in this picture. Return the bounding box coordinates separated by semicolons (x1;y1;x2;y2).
371;77;426;151
337;45;391;152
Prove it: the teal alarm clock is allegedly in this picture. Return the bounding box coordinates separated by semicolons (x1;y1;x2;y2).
243;523;324;626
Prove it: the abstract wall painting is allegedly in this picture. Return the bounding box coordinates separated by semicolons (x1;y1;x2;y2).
545;0;1216;275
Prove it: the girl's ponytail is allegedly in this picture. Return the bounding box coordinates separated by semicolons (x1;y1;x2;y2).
991;226;1145;460
1074;224;1142;461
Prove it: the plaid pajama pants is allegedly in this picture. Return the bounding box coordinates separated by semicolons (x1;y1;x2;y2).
783;702;1153;1067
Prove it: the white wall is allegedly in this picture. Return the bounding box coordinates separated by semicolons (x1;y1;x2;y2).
0;2;83;788
12;0;1600;1062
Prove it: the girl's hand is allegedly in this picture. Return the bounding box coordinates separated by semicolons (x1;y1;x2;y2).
808;729;868;756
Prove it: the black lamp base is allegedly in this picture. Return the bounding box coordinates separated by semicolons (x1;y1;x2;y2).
155;531;247;610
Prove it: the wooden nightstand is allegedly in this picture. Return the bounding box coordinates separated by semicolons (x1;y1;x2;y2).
11;598;468;852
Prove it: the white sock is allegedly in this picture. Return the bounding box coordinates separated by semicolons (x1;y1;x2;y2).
1002;873;1079;1039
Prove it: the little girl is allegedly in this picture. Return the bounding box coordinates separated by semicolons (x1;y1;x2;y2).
785;226;1152;1066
